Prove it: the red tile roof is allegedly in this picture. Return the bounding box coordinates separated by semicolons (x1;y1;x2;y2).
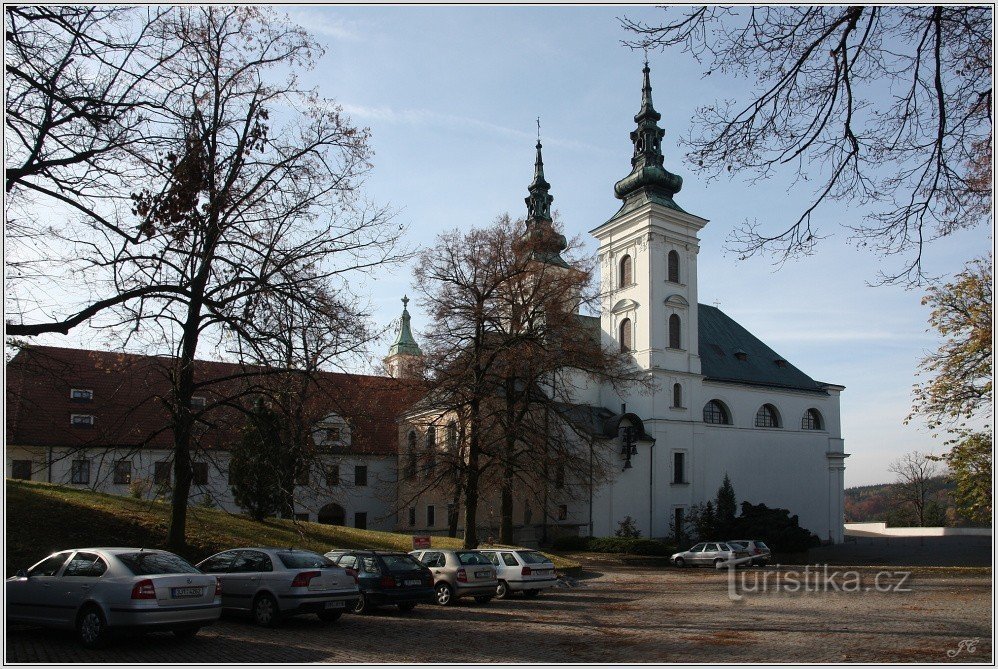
6;346;427;456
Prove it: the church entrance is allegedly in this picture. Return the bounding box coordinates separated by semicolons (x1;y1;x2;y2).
318;502;346;526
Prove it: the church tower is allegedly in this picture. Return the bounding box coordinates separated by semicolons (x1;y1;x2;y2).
385;296;424;379
591;62;709;412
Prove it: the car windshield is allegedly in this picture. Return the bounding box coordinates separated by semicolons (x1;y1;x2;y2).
457;551;490;566
756;541;770;550
381;554;424;572
276;551;333;569
518;551;550;565
117;552;199;575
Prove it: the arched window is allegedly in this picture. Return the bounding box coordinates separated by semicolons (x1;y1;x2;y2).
619;254;633;287
405;431;417;480
755;404;780;428
668;250;680;283
672;383;682;408
669;314;681;349
425;427;436;476
802;408;823;430
703;400;730;425
318;502;346;526
619;318;632;353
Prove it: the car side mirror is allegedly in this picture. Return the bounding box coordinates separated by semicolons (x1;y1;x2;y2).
15;569;28;578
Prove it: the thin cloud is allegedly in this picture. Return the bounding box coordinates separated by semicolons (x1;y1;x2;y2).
286;9;362;41
340;103;600;153
761;329;934;344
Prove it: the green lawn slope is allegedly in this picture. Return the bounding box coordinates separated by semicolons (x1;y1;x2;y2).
5;480;578;575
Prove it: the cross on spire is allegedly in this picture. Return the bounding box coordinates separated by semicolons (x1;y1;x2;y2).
402;295;409;310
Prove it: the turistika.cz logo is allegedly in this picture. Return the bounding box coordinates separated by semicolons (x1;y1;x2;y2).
727;564;913;601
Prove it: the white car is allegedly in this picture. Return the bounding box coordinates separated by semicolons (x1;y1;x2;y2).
7;548;221;648
477;548;558;599
670;542;751;569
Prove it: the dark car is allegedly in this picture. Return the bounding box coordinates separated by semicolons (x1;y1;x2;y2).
324;550;435;614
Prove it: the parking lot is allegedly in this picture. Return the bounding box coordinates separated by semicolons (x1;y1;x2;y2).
7;565;992;664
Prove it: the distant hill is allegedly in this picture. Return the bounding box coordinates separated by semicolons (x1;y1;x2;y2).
845;476;972;526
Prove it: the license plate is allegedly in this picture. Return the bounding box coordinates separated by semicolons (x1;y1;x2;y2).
535;570;551;576
171;586;203;598
475;570;490;578
324;601;345;609
405;579;422;586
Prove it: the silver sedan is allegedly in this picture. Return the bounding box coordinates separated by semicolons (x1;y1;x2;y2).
6;547;221;648
197;548;359;626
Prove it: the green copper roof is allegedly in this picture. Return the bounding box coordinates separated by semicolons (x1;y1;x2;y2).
388;296;423;358
698;304;828;394
608;62;685;223
521;135;569;268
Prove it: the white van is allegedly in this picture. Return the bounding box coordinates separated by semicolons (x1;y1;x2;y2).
477;549;558;599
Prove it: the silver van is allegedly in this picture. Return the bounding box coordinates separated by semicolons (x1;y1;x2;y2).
477;549;557;599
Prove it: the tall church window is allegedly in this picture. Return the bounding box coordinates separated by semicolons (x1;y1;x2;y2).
447;421;457;451
668;314;681;349
619;318;632;353
672;383;682;408
668;250;680;283
406;431;417;480
802;408;823;430
425;426;436;476
702;400;730;425
619;255;633;287
755;404;780;428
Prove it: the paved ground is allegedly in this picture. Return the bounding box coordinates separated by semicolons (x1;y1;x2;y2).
6;565;992;664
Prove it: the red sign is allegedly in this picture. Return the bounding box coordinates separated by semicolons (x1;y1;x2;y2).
412;535;431;550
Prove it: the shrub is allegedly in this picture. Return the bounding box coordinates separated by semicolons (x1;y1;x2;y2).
615;515;642;538
551;535;674;556
733;501;821;553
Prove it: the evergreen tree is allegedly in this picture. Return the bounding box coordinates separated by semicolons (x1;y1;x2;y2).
715;474;737;534
229;401;285;521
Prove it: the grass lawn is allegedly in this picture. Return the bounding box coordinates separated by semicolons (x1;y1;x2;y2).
5;480;578;575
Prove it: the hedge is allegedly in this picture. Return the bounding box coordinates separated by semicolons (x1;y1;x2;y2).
551;535;674;556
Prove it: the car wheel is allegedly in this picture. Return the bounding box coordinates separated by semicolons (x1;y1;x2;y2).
474;595;493;604
76;605;110;649
352;594;369;614
252;593;281;628
674;557;685;568
495;580;510;600
318;610;343;623
172;626;201;640
397;602;417;613
435;583;454;606
523;589;540;599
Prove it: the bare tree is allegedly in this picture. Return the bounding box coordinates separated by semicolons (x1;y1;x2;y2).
888;451;941;527
621;6;992;285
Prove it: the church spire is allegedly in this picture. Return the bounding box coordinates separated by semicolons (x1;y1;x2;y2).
519;122;568;268
612;60;683;209
387;295;422;358
525;119;553;222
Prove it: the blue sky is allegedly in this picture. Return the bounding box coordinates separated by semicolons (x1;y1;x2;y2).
23;6;991;487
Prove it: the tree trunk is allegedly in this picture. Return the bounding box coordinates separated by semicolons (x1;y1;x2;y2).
448;477;463;538
500;483;514;545
462;399;480;549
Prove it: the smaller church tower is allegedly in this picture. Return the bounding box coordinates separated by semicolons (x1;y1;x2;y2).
517;130;569;269
385;296;424;379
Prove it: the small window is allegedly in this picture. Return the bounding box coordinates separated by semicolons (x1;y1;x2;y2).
703;400;730;425
192;462;209;486
426;504;435;527
71;459;90;485
11;460;32;481
337;554;358;569
70;388;93;402
755;404;780;428
668;314;681;349
113;460;132;485
672;383;682;408
523;503;533;525
354;512;368;530
408;507;416;526
326;465;340;486
354;465;367;487
501;552;519;567
154;461;171;486
673;452;685;484
667;250;680;283
323;426;341;442
619;318;632;353
802;408;824;430
71;414;95;427
555;463;565;489
557;504;568;521
619;254;633;287
190;396;206;409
